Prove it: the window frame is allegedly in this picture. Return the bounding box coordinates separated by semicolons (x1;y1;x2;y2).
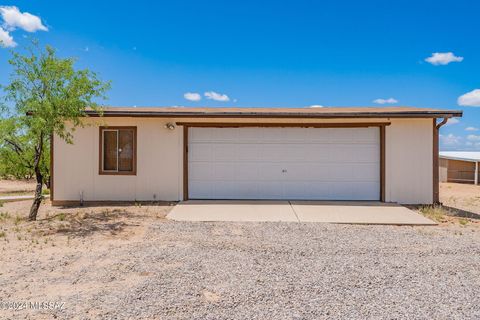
99;126;137;175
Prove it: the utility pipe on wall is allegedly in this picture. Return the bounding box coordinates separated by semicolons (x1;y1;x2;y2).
433;117;449;204
475;162;479;185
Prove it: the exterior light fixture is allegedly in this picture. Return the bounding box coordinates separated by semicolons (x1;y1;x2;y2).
165;123;175;130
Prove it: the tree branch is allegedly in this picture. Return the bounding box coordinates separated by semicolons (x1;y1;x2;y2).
3;138;34;169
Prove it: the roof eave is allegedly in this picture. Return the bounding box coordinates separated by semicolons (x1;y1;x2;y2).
439;156;480;162
84;110;463;118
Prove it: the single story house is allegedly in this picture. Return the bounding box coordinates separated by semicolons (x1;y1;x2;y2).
51;106;462;206
439;151;480;185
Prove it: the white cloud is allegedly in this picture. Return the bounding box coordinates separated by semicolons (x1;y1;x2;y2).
445;118;460;125
465;127;479;131
308;105;324;108
465;141;480;149
0;6;47;32
183;92;201;102
440;134;463;146
373;98;398;104
467;134;480;142
204;91;230;102
425;52;463;65
458;89;480;107
0;27;16;47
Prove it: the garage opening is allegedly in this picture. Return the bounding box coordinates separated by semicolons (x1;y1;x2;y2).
187;126;382;200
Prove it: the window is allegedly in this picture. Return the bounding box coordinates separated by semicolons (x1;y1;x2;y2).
99;127;136;175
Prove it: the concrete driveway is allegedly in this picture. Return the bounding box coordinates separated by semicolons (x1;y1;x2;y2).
167;200;435;225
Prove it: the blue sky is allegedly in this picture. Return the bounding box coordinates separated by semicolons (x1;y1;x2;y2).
0;0;479;150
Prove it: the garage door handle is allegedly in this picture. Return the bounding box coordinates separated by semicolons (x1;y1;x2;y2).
282;169;287;173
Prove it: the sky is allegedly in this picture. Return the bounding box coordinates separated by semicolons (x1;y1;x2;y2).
0;0;479;150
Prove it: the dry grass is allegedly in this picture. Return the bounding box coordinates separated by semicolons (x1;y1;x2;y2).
0;199;174;253
413;183;480;228
417;204;479;227
418;205;450;222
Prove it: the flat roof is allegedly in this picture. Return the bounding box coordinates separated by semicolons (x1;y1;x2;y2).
84;106;462;119
439;151;480;162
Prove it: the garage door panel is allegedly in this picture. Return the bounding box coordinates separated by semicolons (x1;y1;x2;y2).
189;181;214;199
353;163;380;180
304;182;334;198
260;144;290;161
257;163;284;180
188;127;380;200
237;127;262;141
212;128;237;141
262;128;287;141
352;182;381;199
355;128;379;142
189;162;214;180
212;181;237;198
236;144;261;161
354;145;380;162
189;144;213;161
312;128;354;143
235;163;262;180
305;144;334;161
329;145;356;162
287;164;319;180
310;129;334;142
212;144;237;161
213;163;237;180
234;181;261;198
305;165;333;180
284;181;307;200
284;145;309;161
328;165;355;181
284;128;313;141
329;184;353;200
257;181;284;199
189;128;212;142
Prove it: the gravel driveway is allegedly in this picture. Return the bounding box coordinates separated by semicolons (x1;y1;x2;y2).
2;220;480;319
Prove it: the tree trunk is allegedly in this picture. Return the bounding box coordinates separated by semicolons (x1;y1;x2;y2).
28;134;44;221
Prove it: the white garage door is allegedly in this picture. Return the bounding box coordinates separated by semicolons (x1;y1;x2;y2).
188;127;380;200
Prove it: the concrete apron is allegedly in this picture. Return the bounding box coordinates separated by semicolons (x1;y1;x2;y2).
167;200;436;225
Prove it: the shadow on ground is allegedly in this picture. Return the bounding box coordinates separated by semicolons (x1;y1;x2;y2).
56;201;176;209
443;206;480;220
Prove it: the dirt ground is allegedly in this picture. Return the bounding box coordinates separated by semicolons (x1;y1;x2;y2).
0;182;479;318
0;199;174;318
0;199;173;249
440;182;480;215
0;179;36;197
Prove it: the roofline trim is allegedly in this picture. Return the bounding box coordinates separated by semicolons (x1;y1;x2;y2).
439;155;480;163
84;110;463;119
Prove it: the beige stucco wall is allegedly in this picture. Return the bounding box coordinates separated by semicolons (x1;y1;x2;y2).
54;118;184;202
53;117;433;204
384;118;433;204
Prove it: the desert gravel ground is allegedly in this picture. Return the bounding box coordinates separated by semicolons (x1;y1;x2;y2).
1;204;480;319
440;182;480;215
